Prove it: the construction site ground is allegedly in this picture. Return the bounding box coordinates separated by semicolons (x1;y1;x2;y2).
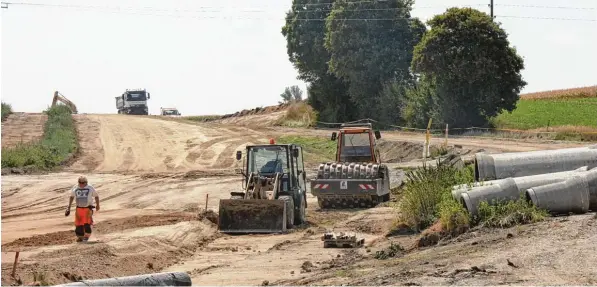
1;112;595;285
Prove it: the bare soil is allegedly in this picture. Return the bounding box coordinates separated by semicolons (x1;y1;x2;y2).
0;113;48;149
2;108;594;286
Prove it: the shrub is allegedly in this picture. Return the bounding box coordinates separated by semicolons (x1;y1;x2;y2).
398;162;474;231
1;102;13;121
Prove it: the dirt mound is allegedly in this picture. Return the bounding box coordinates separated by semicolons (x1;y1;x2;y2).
2;243;197;286
198;210;219;225
2;212;198;250
1;112;48;149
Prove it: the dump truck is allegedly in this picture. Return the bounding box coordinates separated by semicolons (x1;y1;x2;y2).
160;107;181;117
116;89;151;115
310;123;391;209
218;140;308;234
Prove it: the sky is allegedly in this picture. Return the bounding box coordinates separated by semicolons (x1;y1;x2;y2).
1;0;596;116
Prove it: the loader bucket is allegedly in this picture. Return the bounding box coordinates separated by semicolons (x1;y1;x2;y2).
218;199;287;234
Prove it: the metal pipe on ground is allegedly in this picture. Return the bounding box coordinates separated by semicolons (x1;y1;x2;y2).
525;169;597;215
452;166;589;200
53;272;192;286
474;145;597;181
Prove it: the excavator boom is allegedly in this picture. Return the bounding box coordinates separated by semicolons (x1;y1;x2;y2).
52;91;78;114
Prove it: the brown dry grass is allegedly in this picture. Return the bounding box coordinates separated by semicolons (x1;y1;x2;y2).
520;85;597;100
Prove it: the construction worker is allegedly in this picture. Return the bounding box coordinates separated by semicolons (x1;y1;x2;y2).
65;176;100;242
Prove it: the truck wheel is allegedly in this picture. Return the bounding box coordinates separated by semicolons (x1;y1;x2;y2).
294;195;306;225
279;195;294;229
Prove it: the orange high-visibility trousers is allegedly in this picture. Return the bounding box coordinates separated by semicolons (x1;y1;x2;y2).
74;207;93;238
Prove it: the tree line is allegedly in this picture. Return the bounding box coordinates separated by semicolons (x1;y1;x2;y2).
281;0;527;128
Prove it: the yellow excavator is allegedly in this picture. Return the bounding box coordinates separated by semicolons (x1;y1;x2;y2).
51;91;78;114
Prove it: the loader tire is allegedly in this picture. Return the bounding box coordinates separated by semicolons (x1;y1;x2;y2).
294;195;306;225
279;195;294;229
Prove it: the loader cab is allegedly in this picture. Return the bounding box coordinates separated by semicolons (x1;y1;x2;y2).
331;123;382;163
236;143;306;194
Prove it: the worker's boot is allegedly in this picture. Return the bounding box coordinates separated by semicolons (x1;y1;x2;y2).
76;237;84;242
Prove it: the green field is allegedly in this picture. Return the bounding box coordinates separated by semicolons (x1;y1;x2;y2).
277;135;336;163
494;98;597;130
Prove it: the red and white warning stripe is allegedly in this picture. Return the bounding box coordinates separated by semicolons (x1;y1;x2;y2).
313;184;330;189
358;184;376;190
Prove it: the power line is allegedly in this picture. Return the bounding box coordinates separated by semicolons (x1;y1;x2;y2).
2;1;596;12
1;1;595;22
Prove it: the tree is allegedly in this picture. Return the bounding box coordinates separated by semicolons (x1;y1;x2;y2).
411;7;527;127
324;0;426;119
279;85;304;104
281;0;358;122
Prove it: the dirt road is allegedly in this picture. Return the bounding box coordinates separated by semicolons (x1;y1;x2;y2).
1;112;594;285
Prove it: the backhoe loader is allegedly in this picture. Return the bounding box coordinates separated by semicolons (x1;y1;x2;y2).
310;123;391;209
51;91;78;114
218;140;308;234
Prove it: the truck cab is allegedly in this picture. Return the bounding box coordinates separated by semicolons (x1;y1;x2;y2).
116;89;150;115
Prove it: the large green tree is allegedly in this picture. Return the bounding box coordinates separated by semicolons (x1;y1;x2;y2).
281;0;358;123
324;0;426;119
411;7;527;127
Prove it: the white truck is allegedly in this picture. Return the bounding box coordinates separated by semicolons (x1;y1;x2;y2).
116;89;150;115
160;107;181;117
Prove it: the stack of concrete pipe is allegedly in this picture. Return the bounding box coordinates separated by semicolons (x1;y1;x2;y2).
474;144;597;181
454;145;597;216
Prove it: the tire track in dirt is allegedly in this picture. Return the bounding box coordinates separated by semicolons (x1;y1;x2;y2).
67;114;269;173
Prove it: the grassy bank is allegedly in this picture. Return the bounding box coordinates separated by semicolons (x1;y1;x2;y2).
397;163;548;236
1;105;78;170
1;102;13;121
277;135;336;163
274;101;317;128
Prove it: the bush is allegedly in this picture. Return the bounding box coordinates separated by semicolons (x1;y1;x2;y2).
437;193;470;234
1;105;77;169
1;102;13;121
398;163;474;231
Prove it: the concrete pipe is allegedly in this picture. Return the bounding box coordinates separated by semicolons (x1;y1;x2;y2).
451;166;589;200
460;178;518;216
474;145;597;181
525;173;591;215
54;272;192;286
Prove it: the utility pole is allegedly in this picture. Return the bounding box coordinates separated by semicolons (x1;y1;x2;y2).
490;0;494;20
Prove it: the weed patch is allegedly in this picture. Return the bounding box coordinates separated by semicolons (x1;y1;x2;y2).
1;105;77;170
474;196;548;228
1;102;13;121
374;242;405;260
183;115;222;122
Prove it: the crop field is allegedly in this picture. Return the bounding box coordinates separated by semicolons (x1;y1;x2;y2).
494;97;597;131
520;85;597;100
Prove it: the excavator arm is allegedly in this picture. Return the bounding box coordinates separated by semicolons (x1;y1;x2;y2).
52;91;78;114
